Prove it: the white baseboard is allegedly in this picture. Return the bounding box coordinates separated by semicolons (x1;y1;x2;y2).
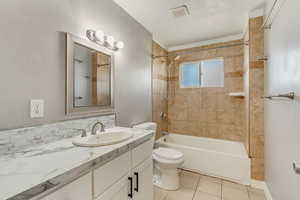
251;179;273;200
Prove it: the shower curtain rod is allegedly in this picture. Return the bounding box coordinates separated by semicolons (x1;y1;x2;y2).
261;0;279;29
152;42;247;59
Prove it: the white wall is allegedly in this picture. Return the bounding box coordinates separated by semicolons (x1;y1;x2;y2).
264;0;300;199
0;0;152;130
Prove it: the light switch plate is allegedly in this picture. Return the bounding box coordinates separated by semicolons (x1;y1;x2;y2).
30;99;44;118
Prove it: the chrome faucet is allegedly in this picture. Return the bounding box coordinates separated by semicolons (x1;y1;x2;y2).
91;121;105;135
69;128;87;137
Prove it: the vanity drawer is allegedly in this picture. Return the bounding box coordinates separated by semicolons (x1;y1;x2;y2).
39;173;92;200
93;151;131;198
132;139;153;168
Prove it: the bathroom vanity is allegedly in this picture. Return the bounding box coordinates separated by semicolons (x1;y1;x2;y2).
0;127;154;200
40;139;153;200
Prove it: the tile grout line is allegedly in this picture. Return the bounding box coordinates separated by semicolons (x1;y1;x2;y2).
191;175;200;200
246;186;251;200
221;181;223;200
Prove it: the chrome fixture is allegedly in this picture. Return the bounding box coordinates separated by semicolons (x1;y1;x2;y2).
161;132;169;142
258;56;269;61
160;112;167;120
78;129;87;137
161;131;169;136
293;162;300;174
91;121;105;135
263;92;295;100
70;128;87;137
74;96;83;100
262;0;287;30
86;29;124;51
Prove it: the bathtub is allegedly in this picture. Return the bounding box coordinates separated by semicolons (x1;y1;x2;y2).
156;133;251;185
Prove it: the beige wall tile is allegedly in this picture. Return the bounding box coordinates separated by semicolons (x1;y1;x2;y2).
153;20;265;180
152;41;168;139
167;40;247;143
248;16;265;180
251;158;264;180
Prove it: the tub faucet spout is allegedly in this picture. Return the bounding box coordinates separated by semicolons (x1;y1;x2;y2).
162;131;169;136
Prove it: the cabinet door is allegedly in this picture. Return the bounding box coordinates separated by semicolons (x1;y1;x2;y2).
95;173;131;200
132;140;153;168
132;157;153;200
94;151;131;198
39;173;92;200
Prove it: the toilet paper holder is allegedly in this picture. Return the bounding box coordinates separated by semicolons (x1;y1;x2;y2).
293;162;300;174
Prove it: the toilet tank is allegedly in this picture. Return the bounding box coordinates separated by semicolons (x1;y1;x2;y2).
133;122;157;147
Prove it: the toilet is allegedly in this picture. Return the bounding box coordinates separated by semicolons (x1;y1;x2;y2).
133;122;184;191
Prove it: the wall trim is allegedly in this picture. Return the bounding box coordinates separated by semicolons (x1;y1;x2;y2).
251;179;273;200
167;33;244;51
153;37;167;50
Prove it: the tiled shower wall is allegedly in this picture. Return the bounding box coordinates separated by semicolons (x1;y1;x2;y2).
152;42;168;139
248;16;265;180
244;28;251;154
167;40;246;142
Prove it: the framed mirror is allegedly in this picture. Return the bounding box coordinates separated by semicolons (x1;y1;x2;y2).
66;33;114;116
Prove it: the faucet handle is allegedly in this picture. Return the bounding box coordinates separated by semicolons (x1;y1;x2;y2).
71;128;87;137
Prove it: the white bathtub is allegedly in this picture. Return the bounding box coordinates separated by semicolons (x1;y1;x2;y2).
156;133;251;185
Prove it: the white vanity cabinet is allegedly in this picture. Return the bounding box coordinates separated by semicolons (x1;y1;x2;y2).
132;158;153;200
95;172;131;200
131;140;153;200
93;151;131;197
39;139;153;200
39;173;92;200
93;139;153;200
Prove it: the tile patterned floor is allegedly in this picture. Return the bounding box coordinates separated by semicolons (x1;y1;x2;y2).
154;170;267;200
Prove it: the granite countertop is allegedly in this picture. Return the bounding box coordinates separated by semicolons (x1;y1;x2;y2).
0;127;153;200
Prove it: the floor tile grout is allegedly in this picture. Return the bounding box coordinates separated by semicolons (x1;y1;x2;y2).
155;170;266;200
221;180;223;200
191;175;200;200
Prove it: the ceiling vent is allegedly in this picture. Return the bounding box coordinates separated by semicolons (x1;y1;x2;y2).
170;5;190;18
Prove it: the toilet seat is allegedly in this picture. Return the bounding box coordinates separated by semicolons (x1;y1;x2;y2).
153;147;183;161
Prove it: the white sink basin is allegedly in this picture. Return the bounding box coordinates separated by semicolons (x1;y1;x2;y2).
72;131;133;147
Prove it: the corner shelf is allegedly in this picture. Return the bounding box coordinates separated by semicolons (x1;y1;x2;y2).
228;92;245;97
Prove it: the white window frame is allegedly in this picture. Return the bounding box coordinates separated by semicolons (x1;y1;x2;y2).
179;57;224;89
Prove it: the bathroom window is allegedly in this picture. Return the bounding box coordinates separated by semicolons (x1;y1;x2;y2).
179;58;224;88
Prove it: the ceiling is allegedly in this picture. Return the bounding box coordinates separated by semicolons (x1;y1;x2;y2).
114;0;265;49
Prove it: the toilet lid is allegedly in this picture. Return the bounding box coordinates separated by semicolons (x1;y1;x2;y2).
153;147;183;160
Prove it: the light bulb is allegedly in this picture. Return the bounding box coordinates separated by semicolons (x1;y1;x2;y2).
115;41;124;49
95;30;105;43
106;35;114;47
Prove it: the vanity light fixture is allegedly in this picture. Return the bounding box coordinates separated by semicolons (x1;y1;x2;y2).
106;35;115;47
86;29;124;51
115;41;124;49
95;30;105;44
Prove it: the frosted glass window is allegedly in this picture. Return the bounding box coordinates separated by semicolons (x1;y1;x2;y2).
180;63;201;88
201;59;224;87
180;58;224;88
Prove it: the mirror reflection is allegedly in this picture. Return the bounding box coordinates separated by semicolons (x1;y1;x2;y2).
73;43;111;108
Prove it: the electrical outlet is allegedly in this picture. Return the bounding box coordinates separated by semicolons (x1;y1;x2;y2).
30;100;44;118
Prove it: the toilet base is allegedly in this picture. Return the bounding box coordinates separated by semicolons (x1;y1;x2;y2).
153;168;180;191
